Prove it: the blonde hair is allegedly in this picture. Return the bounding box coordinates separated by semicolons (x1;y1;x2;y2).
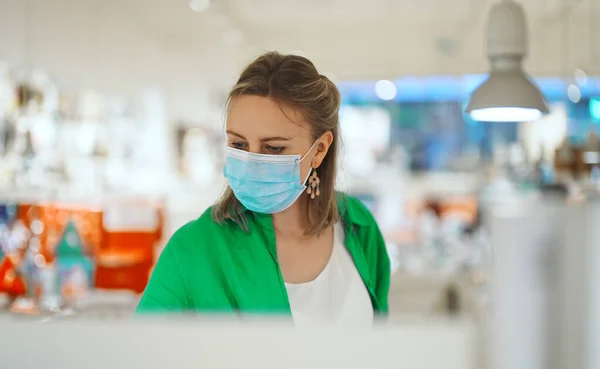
212;51;341;237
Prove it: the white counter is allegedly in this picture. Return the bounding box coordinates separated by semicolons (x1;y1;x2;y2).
0;317;479;369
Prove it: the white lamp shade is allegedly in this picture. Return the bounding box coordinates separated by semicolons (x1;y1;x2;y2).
466;0;549;123
465;70;549;122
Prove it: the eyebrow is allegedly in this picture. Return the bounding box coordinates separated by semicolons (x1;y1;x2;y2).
226;130;292;142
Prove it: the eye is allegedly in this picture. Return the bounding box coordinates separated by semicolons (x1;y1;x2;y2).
265;145;285;154
230;142;248;150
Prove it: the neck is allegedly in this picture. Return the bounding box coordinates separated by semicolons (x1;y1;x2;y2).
272;193;310;239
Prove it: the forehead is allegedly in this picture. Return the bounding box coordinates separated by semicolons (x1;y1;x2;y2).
226;95;310;138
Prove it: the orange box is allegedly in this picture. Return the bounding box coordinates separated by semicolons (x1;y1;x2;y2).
95;249;152;293
97;198;164;292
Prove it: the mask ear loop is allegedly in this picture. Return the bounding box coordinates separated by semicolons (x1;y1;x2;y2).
299;140;319;186
299;140;319;162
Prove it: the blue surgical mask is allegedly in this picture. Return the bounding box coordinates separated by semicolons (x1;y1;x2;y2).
223;142;316;214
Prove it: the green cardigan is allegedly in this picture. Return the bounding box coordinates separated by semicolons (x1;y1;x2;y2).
137;193;390;315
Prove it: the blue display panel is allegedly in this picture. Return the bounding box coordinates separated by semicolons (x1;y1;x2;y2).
338;75;598;171
338;75;600;104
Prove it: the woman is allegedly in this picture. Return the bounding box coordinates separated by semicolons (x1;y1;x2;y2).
137;52;390;326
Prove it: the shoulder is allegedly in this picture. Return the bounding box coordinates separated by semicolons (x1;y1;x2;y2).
170;206;217;240
165;206;237;256
336;192;378;229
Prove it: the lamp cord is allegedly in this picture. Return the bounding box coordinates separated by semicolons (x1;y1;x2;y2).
561;0;570;95
22;0;30;74
591;0;598;70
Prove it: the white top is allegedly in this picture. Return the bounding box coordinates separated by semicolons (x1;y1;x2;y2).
284;223;374;327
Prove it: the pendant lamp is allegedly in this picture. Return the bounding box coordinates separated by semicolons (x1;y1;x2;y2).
465;0;549;122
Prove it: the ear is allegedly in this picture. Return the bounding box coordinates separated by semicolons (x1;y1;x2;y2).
311;131;334;168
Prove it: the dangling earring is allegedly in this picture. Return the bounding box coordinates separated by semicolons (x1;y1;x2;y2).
306;169;320;199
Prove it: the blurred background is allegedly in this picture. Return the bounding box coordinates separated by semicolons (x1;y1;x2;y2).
0;0;599;329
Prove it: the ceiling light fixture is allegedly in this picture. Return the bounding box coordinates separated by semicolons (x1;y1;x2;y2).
574;68;588;86
567;84;582;103
189;0;210;13
465;0;549;122
375;80;397;101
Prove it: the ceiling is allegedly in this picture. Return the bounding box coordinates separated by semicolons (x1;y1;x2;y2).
0;0;598;121
221;0;599;78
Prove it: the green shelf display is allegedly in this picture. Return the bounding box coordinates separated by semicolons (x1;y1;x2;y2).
55;219;94;297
